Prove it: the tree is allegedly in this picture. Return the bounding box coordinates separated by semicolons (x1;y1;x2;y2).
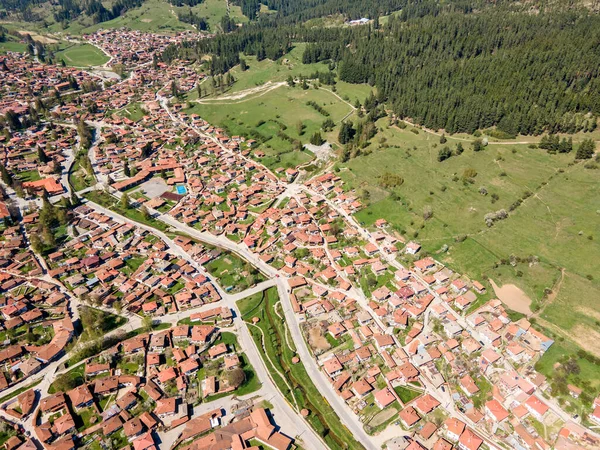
142;315;154;332
455;142;464;155
120;192;130;209
472;139;484;152
30;233;42;253
439;134;447;144
240;58;248;71
123;161;131;177
140;205;151;220
437;146;452;162
0;164;13;187
296;121;305;136
576;139;596;159
310;132;324;146
227;367;246;388
338;121;355;144
321;118;335;132
37;147;49;164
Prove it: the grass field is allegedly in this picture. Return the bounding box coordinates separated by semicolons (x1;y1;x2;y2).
336;119;600;352
0;40;28;53
188;83;353;170
204;252;265;293
237;288;365;450
54;43;109;66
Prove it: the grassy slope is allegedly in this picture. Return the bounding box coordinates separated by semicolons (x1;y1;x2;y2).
338;120;600;348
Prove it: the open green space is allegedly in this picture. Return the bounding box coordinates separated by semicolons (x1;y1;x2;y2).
0;40;28;53
337;120;600;343
84;190;168;231
237;288;365;450
204;252;265;293
54;43;109;67
393;386;421;404
187;84;352;170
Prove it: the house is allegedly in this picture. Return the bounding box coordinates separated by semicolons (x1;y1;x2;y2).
322;356;342;378
374;388;396;409
485;399;509;423
524;396;549;421
444;418;465;442
67;385;93;410
398;406;420;428
458;429;483;450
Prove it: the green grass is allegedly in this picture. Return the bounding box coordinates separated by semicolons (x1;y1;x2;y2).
119;102;146;122
393;386;421;404
339;119;600;343
237;288;365;450
83;190;168;231
83;0;193;33
69;159;96;192
0;40;28;54
205;252;265;293
54;43;109;67
16;169;41;182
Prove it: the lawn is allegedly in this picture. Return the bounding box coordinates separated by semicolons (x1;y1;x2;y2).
205;252;265;293
69;159;96;192
16;169;41;182
55;43;109;67
237;288;365;450
394;386;421;405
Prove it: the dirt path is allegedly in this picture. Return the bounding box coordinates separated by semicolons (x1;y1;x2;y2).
195;81;286;104
532;268;565;319
489;279;533;315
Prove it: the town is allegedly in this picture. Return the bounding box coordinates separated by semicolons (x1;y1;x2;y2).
0;26;599;450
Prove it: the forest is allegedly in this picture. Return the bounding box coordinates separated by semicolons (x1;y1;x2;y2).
163;0;600;135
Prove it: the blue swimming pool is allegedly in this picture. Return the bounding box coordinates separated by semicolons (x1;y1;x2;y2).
176;185;187;195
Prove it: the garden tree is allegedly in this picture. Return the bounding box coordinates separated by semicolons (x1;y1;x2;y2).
42;226;56;249
120;192;130;209
227;367;246;388
29;233;42;253
37;146;48;163
71;191;80;207
437;146;452;162
310;132;324;146
171;80;180;99
576;138;596;159
51;370;84;393
3;110;21;130
0;164;13;186
77;118;93;150
140;205;151;220
142;314;154;332
196;84;202;98
123;161;131;177
472;139;484;152
338;121;355;144
455;142;464;155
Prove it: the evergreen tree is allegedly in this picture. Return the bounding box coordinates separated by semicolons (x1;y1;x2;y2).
576;139;596;159
0;164;13;187
120;192;130;209
338;121;356;144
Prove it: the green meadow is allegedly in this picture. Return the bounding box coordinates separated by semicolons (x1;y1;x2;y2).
55;43;109;66
337;120;600;350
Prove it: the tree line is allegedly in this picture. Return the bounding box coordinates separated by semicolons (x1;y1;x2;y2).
163;1;600;135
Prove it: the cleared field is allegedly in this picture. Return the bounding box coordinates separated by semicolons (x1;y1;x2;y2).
338;120;600;342
188;85;353;169
0;40;28;53
55;43;109;67
84;0;193;33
